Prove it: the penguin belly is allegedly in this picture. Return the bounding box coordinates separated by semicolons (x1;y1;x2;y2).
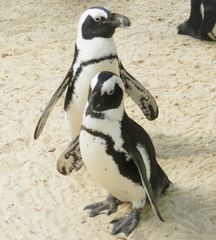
65;59;120;138
80;130;146;205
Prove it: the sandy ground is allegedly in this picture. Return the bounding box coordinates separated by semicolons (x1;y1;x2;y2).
1;0;216;239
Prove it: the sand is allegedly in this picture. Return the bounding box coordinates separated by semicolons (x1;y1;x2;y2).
1;0;216;239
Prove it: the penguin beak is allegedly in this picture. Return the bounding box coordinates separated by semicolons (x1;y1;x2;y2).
86;91;99;115
86;104;93;116
107;13;131;28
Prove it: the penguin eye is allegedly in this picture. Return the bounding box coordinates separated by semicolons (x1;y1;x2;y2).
94;16;105;22
95;17;101;22
107;89;114;95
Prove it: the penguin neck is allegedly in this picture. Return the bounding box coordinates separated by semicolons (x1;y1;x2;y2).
76;36;117;62
103;105;124;122
83;103;125;134
93;101;125;122
84;100;125;122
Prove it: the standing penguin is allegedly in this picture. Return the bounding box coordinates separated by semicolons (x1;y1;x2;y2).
80;71;170;235
178;0;216;41
34;6;159;175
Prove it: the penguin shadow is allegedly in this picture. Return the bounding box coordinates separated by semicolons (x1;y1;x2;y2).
135;185;216;238
152;133;216;159
132;132;216;238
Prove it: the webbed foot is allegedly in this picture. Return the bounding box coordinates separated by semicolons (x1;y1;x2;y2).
177;21;197;39
84;194;121;217
110;208;140;236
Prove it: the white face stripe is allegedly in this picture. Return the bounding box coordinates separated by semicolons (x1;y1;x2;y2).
101;76;121;95
90;72;100;90
78;8;108;32
90;74;125;95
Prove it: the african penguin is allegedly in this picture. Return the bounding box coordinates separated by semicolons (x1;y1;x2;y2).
178;0;216;41
80;71;170;236
34;6;159;176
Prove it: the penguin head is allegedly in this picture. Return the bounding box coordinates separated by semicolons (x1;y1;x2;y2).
86;71;125;117
78;6;131;40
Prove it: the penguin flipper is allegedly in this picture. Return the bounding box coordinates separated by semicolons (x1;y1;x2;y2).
34;69;73;139
127;143;164;222
119;60;158;121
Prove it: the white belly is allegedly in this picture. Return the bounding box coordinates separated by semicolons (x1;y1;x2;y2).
66;59;119;138
79;130;146;205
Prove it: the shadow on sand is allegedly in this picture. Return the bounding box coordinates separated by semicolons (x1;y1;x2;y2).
152;133;216;159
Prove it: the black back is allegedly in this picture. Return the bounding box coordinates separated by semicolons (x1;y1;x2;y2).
121;113;170;198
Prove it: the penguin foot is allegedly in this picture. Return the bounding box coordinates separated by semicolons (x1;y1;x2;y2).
84;194;121;217
57;138;83;175
110;208;140;236
177;21;197;39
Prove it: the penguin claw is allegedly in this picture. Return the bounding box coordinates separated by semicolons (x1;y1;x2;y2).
84;194;120;217
111;208;140;236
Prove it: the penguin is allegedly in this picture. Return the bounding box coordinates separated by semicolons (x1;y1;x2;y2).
34;6;159;175
79;71;170;236
178;0;216;41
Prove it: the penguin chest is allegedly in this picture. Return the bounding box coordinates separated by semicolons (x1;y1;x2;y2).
73;59;119;107
66;59;119;136
80;130;145;204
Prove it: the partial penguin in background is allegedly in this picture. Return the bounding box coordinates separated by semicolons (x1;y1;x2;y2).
178;0;216;41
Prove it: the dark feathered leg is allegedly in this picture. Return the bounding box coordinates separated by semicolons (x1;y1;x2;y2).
177;0;202;38
110;208;141;236
84;194;121;217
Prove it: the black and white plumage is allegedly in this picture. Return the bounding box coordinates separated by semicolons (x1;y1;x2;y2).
178;0;216;41
34;6;159;175
80;72;170;236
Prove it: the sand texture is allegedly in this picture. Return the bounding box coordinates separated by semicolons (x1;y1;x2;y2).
1;0;216;239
